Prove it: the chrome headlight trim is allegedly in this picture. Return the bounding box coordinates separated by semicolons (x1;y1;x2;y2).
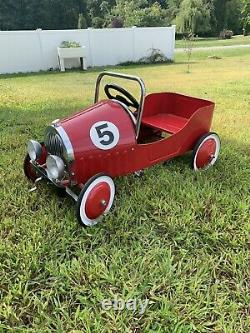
56;126;75;162
46;155;65;180
45;125;74;163
27;140;42;161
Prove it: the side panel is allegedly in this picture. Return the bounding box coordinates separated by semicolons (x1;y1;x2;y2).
75;105;214;180
136;106;214;165
59;97;214;184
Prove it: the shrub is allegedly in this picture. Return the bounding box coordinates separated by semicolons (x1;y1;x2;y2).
118;49;172;66
111;17;124;28
243;25;250;36
139;48;171;64
92;17;105;28
219;29;233;39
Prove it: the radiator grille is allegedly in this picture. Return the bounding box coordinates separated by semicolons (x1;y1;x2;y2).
45;131;64;158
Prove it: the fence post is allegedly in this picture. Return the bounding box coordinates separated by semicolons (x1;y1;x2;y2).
171;25;176;60
87;28;93;67
132;26;137;62
36;28;47;70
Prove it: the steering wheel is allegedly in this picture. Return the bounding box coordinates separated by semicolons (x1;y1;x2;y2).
104;84;139;110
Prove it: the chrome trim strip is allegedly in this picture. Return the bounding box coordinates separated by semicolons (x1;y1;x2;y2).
94;71;146;139
56;125;75;163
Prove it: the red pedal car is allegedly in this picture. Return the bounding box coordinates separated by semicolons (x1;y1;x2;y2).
24;72;221;226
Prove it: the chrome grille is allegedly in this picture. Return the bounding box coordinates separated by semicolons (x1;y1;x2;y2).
45;131;64;158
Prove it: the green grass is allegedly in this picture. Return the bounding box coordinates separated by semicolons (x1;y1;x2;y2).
175;46;250;63
0;48;249;332
175;34;250;48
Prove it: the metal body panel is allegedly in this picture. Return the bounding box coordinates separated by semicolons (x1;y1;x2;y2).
55;92;214;185
59;100;137;184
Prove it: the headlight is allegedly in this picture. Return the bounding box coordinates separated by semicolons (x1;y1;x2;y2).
46;155;65;180
27;140;42;161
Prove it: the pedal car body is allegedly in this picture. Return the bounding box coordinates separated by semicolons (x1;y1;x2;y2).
24;72;220;226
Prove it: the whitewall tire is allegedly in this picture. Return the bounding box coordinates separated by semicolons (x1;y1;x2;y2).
76;174;115;227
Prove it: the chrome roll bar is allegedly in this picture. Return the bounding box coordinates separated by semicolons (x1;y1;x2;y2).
94;71;146;139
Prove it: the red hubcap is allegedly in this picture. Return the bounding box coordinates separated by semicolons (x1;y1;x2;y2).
196;139;216;169
85;182;111;220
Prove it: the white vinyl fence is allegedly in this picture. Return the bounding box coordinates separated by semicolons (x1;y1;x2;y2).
0;26;176;74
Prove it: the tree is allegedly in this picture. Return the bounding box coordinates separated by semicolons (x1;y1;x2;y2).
166;0;182;19
78;13;87;29
225;0;243;34
111;0;170;27
211;0;243;35
86;0;115;28
242;0;250;34
176;0;211;35
0;0;247;36
212;0;228;34
0;0;88;30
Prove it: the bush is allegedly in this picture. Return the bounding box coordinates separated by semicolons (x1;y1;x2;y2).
118;48;172;66
139;48;171;64
243;25;250;36
92;17;105;28
219;29;233;39
111;17;124;28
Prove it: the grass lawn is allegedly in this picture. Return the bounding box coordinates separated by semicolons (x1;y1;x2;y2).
175;34;250;48
0;48;249;332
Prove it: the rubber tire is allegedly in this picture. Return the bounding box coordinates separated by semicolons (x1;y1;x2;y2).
55;188;67;198
76;173;115;227
24;142;46;182
191;132;221;171
23;154;38;182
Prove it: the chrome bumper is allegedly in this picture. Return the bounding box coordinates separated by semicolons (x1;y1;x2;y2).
29;161;79;201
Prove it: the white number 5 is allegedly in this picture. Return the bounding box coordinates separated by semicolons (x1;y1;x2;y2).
90;121;120;150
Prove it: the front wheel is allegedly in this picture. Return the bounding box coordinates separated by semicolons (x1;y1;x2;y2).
192;132;221;171
23;154;38;182
76;174;115;227
23;142;46;182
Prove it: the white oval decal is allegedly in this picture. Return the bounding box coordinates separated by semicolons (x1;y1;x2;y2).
90;121;120;150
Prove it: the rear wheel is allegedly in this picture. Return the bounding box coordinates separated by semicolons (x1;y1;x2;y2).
192;132;221;171
76;174;115;227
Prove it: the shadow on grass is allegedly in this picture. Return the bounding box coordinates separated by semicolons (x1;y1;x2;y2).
13;136;247;275
0;67;106;79
30;136;249;232
0;61;199;80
